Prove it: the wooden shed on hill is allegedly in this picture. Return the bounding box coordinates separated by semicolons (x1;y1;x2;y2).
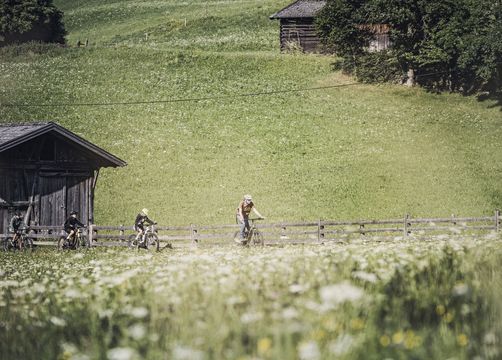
270;0;326;52
270;0;391;53
0;122;126;234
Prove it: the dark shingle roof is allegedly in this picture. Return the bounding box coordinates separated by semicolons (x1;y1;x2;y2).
270;0;326;19
0;121;126;167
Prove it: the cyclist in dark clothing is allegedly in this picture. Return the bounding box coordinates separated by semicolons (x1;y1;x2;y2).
9;211;25;249
134;208;155;246
64;211;85;242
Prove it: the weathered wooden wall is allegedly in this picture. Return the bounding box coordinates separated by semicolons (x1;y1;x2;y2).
0;133;95;232
279;18;321;52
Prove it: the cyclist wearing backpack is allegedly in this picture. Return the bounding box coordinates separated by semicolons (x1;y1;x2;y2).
134;208;156;246
9;211;25;249
64;211;85;242
236;195;265;241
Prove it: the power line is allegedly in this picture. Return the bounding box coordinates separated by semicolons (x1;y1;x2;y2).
0;83;360;108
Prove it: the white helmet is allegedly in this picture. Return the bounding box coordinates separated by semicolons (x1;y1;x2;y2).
141;208;149;216
244;194;252;201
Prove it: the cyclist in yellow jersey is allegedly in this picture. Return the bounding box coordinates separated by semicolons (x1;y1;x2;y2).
236;194;265;241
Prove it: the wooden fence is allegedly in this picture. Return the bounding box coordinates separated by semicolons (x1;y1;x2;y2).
1;210;500;249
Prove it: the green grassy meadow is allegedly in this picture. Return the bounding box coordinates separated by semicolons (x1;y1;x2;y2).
1;0;501;226
2;2;502;359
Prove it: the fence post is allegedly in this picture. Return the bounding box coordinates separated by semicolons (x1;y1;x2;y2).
190;224;198;245
87;224;93;247
403;214;409;237
496;209;500;232
317;219;324;243
119;224;124;242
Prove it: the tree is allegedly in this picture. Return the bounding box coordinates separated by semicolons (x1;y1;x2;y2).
316;0;502;94
0;0;66;46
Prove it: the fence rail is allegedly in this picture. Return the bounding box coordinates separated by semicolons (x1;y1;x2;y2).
1;210;500;248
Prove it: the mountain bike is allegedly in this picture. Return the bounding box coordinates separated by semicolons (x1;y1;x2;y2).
233;218;265;246
128;224;160;251
58;227;86;250
3;230;33;252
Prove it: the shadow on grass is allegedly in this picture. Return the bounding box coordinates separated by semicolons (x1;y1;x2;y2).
477;92;502;111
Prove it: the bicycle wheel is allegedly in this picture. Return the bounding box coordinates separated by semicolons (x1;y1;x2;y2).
3;237;14;252
251;230;264;246
22;237;34;252
72;236;80;250
233;231;242;244
58;236;67;251
145;233;159;252
128;234;139;248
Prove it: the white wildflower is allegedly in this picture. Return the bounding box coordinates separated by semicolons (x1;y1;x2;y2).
107;347;139;360
282;307;299;320
128;324;146;340
130;307;149;319
320;282;364;306
452;283;469;296
298;341;320;360
352;271;378;283
64;288;82;298
329;334;354;356
289;283;307;294
172;345;204;360
50;316;66;327
240;311;263;324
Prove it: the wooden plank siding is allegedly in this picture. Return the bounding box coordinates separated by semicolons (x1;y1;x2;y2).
279;19;321;52
0;122;125;233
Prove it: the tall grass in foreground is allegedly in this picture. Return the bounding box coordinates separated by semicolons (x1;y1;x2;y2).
1;235;501;359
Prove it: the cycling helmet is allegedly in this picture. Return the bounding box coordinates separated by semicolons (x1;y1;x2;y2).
70;211;78;216
244;194;252;201
142;208;149;216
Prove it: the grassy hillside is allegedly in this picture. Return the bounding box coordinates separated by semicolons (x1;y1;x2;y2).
0;0;501;225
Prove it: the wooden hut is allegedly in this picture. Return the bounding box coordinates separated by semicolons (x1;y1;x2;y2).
270;0;391;53
0;122;126;233
269;0;326;53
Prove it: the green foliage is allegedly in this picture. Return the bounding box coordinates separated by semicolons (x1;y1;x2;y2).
316;0;371;57
1;236;502;359
338;50;402;83
317;0;502;93
0;0;66;46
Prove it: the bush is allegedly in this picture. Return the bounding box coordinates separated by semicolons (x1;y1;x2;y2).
339;51;402;84
0;0;66;46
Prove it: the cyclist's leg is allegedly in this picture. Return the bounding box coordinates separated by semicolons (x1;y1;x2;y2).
13;233;20;249
243;218;250;240
239;217;249;239
18;233;23;250
66;229;75;241
135;227;144;242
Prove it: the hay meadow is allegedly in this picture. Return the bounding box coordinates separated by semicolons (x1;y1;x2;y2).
1;0;502;359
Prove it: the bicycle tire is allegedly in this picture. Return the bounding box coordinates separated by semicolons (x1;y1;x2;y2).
233;230;250;245
58;236;67;251
128;234;139;248
72;236;80;250
145;233;159;252
22;237;34;251
251;231;264;246
3;237;13;252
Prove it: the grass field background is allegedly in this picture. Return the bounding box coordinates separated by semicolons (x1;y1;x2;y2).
0;0;501;226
